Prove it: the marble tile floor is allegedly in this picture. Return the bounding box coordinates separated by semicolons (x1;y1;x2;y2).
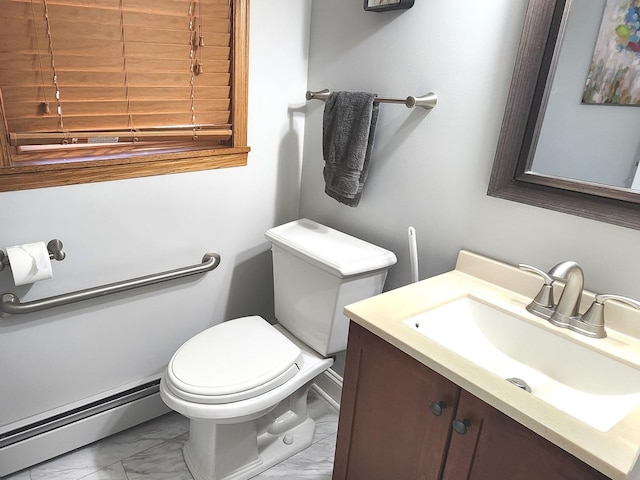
5;389;338;480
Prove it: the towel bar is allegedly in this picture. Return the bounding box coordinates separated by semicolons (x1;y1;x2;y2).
0;252;221;316
305;89;437;109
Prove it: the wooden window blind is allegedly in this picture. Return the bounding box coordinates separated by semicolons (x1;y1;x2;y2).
0;0;249;191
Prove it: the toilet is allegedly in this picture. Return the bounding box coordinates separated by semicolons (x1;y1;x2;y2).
160;218;397;480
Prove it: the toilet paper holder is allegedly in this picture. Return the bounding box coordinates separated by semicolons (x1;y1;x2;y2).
0;239;66;272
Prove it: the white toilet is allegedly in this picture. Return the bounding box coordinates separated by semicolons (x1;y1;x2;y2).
160;218;396;480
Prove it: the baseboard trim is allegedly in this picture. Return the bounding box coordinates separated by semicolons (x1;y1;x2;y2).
312;368;343;410
0;392;170;477
2;371;343;477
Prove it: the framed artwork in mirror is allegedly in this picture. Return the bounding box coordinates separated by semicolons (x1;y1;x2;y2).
582;0;640;106
364;0;414;12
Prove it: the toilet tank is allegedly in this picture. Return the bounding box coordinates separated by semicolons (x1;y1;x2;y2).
265;219;397;356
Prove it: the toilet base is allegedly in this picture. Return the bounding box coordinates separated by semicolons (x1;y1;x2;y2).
184;417;316;480
182;382;317;480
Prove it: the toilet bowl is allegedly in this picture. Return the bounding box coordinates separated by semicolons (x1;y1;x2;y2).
160;219;397;480
160;318;332;480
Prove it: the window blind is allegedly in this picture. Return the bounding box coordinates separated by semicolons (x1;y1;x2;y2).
0;0;234;157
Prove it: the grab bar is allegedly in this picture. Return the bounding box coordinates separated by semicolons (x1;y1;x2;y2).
0;252;221;317
305;89;438;109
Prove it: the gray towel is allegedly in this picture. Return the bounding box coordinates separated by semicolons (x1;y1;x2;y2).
322;91;379;207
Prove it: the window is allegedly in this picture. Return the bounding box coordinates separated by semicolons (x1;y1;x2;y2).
0;0;249;191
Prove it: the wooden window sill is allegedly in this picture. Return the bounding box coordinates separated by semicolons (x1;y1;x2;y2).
0;146;250;192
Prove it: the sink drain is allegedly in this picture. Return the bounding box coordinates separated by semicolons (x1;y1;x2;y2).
506;377;532;393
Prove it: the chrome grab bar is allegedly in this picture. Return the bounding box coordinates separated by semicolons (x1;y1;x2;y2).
0;252;221;317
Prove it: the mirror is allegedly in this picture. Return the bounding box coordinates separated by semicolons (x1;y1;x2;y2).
488;0;640;230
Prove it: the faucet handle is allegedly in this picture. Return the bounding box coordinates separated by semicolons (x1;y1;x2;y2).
593;294;640;309
582;294;640;337
519;264;553;283
519;264;555;309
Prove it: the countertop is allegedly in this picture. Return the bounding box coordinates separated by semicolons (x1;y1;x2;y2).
343;250;640;480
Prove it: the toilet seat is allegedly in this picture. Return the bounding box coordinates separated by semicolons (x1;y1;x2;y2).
165;316;303;404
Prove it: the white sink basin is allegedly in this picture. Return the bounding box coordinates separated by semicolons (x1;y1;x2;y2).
403;296;640;431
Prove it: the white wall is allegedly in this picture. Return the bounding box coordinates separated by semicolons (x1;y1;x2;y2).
0;0;312;432
301;0;640;304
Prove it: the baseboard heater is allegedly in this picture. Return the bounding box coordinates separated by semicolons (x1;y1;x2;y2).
0;380;170;476
1;370;344;476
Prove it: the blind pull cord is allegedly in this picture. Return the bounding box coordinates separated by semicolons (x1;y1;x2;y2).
120;0;137;143
29;0;50;115
188;0;198;140
42;0;64;133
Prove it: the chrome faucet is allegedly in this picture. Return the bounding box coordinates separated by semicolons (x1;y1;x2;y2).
520;260;640;338
547;261;583;327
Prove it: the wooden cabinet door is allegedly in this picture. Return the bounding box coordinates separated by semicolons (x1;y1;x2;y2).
333;323;460;480
442;389;610;480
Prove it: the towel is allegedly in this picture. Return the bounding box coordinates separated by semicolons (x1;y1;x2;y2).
322;91;379;207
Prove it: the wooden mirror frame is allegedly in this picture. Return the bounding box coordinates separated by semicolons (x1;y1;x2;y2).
487;0;640;230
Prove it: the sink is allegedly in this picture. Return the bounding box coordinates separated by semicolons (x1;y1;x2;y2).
402;296;640;432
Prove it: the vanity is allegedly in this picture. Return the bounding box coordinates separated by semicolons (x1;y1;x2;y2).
332;251;640;480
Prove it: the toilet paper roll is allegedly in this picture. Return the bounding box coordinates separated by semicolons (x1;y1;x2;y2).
6;242;53;286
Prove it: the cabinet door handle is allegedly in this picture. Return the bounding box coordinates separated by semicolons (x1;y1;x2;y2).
428;400;447;416
452;418;471;435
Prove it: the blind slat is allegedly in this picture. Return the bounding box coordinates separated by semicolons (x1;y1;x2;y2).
1;56;230;74
7;112;231;133
0;37;231;59
0;24;231;46
0;39;222;58
3;86;230;104
0;70;231;87
1;86;231;102
6;0;231;21
5;99;231;117
11;127;232;146
0;55;231;77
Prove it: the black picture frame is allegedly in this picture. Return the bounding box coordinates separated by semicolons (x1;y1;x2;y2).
364;0;414;12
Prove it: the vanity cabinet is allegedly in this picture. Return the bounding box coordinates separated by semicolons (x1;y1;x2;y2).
333;322;609;480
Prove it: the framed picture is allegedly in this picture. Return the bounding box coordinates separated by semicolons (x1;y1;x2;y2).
364;0;414;13
582;0;640;105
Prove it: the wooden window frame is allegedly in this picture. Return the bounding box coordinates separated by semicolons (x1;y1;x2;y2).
0;0;249;192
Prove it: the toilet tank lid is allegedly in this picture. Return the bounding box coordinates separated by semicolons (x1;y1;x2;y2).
265;218;397;278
